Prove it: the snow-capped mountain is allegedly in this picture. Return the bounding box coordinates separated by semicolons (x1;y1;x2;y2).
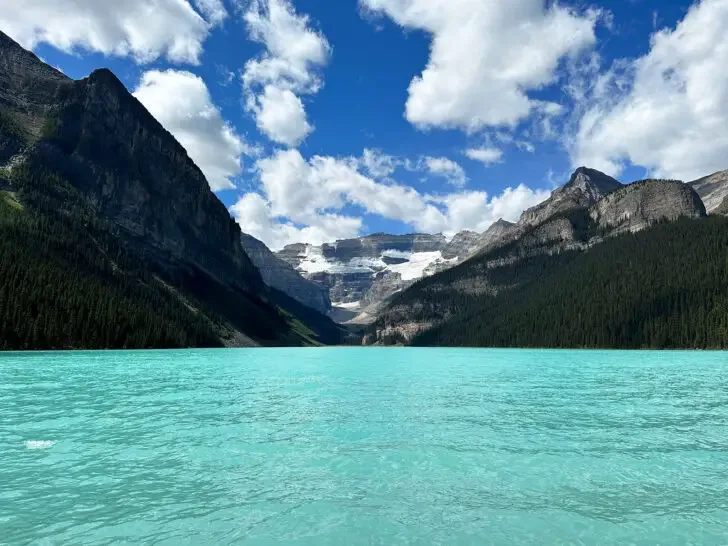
276;232;481;323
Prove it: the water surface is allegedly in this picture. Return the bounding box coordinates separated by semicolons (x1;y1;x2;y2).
2;348;727;544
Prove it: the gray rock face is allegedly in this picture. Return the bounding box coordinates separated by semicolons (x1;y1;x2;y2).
442;230;480;259
689;170;728;214
473;219;516;255
320;233;447;261
0;32;70;163
518;167;622;228
240;234;331;314
591;180;706;234
37;67;260;287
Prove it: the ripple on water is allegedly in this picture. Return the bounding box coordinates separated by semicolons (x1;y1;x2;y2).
1;348;728;545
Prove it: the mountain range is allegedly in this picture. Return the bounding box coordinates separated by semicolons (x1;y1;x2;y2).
2;30;728;350
365;168;728;348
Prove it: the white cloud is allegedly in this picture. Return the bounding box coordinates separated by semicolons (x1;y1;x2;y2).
242;0;330;146
360;0;598;131
465;147;504;166
571;0;728;180
249;85;313;147
133;70;251;192
231;193;363;250
420;156;468;187
231;148;548;249
0;0;220;64
359;148;399;178
433;185;550;234
193;0;227;25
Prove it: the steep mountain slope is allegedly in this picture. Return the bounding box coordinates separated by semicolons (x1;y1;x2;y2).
414;217;728;349
690;170;728;214
366;171;707;345
240;233;331;314
0;31;342;349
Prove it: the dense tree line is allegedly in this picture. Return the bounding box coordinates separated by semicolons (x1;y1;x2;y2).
0;194;222;350
0;162;344;349
411;217;728;349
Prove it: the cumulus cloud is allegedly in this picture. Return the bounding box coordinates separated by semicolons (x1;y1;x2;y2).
193;0;227;25
249;85;313;147
571;0;728;180
231;149;548;249
420;157;468;187
431;185;551;234
359;148;400;178
465;147;504;166
230;193;362;249
134;70;252;192
0;0;222;64
242;0;330;146
360;0;598;131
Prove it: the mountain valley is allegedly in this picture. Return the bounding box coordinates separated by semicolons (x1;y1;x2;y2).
2;30;728;351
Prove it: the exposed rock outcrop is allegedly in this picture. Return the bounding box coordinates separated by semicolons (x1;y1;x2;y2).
472;219;516;255
591;180;706;233
690;170;728;214
442;230;480;259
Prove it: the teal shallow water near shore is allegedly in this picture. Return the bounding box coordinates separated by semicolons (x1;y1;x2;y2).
1;348;728;545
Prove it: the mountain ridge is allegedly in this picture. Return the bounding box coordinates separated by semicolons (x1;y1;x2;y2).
363;172;709;345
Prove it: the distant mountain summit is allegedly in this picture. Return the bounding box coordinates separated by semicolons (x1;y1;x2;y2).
276;232;483;323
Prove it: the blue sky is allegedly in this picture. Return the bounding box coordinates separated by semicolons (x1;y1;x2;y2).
2;0;726;249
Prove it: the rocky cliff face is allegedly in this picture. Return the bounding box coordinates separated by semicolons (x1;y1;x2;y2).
33;67;260;288
240;233;331;314
442;230;480;259
0;31;341;346
690;170;728;214
591;180;706;233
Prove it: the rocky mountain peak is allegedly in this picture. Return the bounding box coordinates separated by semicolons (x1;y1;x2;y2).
473;218;515;255
441;230;480;260
0;31;70;161
0;31;68;85
518;167;621;229
561;167;622;200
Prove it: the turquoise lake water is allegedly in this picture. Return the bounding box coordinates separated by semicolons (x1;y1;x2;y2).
1;348;727;545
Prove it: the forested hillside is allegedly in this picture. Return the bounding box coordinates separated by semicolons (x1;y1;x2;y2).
411;217;728;349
